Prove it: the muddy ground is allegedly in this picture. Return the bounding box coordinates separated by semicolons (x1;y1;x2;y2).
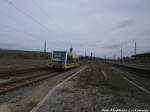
45;61;150;112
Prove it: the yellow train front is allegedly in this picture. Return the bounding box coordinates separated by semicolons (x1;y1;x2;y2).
51;49;78;70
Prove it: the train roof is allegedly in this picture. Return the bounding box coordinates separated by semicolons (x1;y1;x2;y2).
53;50;78;58
53;51;67;52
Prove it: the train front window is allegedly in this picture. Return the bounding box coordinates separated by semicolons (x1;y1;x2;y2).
52;51;67;64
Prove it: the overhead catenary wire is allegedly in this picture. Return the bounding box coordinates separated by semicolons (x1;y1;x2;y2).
0;23;38;39
31;0;71;46
0;10;20;24
1;0;70;50
31;0;64;32
0;10;40;39
4;0;52;33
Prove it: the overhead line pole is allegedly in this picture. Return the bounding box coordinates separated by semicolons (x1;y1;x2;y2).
134;42;137;55
44;40;47;53
121;48;123;63
43;40;47;59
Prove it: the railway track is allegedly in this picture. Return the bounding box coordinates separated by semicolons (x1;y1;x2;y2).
0;66;50;78
0;63;81;95
0;66;60;94
109;62;150;79
0;71;58;94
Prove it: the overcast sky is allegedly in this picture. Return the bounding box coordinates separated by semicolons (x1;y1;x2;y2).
0;0;150;58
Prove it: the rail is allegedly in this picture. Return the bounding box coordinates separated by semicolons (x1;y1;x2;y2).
0;66;50;77
0;71;57;94
108;62;150;79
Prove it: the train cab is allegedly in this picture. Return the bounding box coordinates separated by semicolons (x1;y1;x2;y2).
51;48;78;70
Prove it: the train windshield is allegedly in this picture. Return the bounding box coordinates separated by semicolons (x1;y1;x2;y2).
52;51;67;64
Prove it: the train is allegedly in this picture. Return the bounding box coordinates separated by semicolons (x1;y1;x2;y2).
51;48;79;70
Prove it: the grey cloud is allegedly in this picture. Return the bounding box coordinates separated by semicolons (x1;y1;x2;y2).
103;44;122;49
103;19;136;33
103;40;133;49
118;19;136;29
0;0;150;57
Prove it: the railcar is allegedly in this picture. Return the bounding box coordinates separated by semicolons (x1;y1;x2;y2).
51;48;78;70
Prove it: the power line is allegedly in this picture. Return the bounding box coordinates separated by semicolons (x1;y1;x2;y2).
4;0;52;33
0;11;38;38
0;10;18;23
0;23;37;39
31;0;64;32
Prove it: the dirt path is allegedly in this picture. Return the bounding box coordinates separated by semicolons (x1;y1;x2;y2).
36;61;150;112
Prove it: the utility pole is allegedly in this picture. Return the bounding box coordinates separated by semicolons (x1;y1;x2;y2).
91;52;93;57
121;48;123;63
120;49;122;59
104;56;106;63
44;40;46;53
85;50;86;57
113;54;116;60
91;52;93;60
44;40;47;57
134;42;136;55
